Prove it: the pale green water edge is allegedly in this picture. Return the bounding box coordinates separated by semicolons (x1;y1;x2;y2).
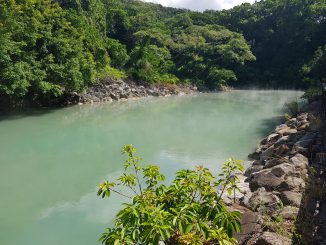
0;90;302;245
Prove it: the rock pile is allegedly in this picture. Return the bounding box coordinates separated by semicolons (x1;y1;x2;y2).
74;78;197;104
231;112;318;244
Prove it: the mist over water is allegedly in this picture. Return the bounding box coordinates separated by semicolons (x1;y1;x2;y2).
0;90;302;244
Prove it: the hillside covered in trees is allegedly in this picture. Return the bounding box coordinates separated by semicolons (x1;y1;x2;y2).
0;0;325;106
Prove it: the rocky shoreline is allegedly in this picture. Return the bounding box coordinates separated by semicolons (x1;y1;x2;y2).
66;78;198;105
222;110;322;244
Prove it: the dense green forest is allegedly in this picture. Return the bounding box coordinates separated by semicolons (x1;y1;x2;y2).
0;0;325;105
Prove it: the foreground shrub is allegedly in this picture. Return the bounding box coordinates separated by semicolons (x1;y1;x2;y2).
97;145;244;245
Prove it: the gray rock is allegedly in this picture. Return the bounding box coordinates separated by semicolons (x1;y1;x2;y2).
260;146;275;161
253;160;264;166
270;163;294;177
290;153;309;171
264;157;288;168
278;206;299;219
249;169;284;191
249;188;282;214
286;118;297;128
109;92;119;100
297;123;310;131
249;231;291;245
235;208;261;244
278;127;298;136
279;176;305;192
245;165;264;177
294;132;317;148
267;133;281;144
274;136;289;147
248;150;261;161
297;113;308;121
275;124;288;133
279;191;302;207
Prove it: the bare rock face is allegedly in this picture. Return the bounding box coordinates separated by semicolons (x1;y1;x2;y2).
248;188;282;214
275;124;288;133
294;132;317;149
249;169;284;192
270;163;294;178
290;153;309;172
247;231;291;245
264;157;289;169
279;176;305;192
277;126;298;136
260;146;275;161
235;207;261;244
266;133;281;144
278;191;303;207
245;165;264;177
278;206;299;220
286;118;297;128
274;136;289;147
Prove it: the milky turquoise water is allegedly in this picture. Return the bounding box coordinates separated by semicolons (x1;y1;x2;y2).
0;90;302;245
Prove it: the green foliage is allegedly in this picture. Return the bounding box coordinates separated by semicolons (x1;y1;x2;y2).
98;66;127;80
170;24;255;88
217;158;244;202
284;113;291;121
301;87;322;102
107;38;129;68
301;44;326;88
205;0;326;88
129;45;177;84
0;0;110;100
97;145;244;245
2;0;324;104
284;101;299;117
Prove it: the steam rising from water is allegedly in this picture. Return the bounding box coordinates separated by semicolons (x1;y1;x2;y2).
0;90;303;245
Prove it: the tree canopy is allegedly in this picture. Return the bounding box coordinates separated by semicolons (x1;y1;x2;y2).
0;0;325;104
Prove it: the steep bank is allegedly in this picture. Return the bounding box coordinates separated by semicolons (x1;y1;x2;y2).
227;103;325;244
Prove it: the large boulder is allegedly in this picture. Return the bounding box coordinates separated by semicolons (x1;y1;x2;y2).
270;163;294;177
278;191;302;207
278;206;299;220
249;168;284;191
264;157;289;169
286;118;298;128
279;176;305;192
248;188;282;214
290;153;309;171
245;165;264;177
297;113;308;121
247;232;291;245
275;124;288;133
267;133;281;144
274;136;289;147
278;126;298;136
235;207;261;244
294;132;317;148
260;146;275;161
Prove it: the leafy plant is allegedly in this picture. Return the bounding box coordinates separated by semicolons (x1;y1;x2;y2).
301;87;322;102
97;145;244;245
284;113;291;121
284;101;299;117
217;158;244;203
